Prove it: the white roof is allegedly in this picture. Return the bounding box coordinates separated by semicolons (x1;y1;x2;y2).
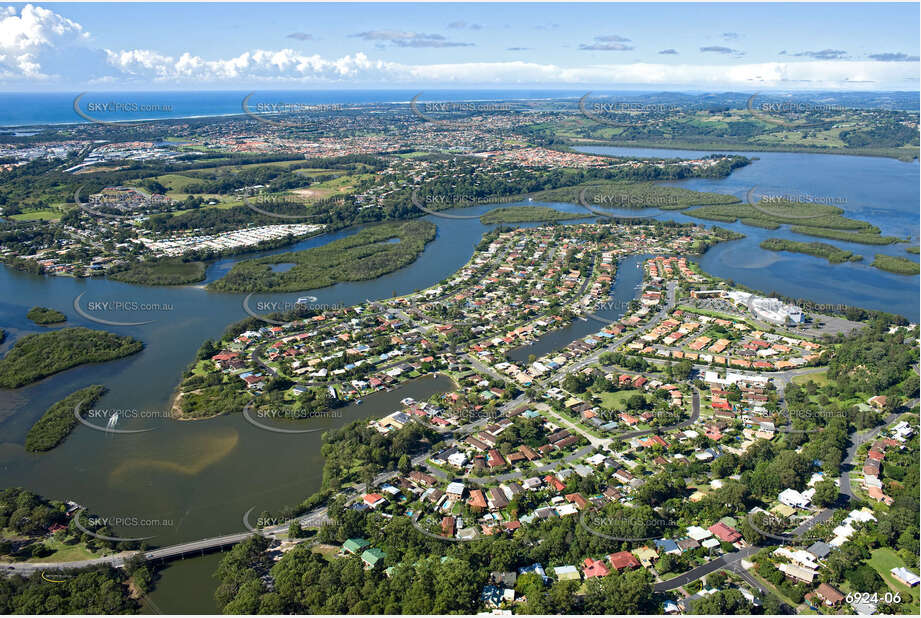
555;504;579;516
891;567;920;585
686;526;713;541
446;482;465;495
701;538;721;549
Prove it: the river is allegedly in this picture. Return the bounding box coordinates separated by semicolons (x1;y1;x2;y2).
575;145;920;321
0;147;917;609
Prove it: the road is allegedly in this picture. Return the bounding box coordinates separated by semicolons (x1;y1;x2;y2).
653;546;759;591
839;408;907;500
1;505;332;576
653;404;913;595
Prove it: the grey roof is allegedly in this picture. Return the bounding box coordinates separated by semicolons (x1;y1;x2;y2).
807;540;832;559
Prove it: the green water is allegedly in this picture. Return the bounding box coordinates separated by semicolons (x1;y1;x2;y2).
142;552;223;615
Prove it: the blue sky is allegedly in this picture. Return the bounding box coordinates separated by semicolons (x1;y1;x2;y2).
2;2;918;90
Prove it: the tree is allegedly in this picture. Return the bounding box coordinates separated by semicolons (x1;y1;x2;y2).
584;570;656;614
288;520;304;539
361;463;378;493
692;589;756;614
397;454;411;474
811;478;839;507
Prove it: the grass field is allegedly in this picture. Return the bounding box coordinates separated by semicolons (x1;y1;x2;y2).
868;548;920;611
108;259;206;285
597;389;644;411
10;210;62;221
871;254;920;275
792;368;831;387
29;538;108;563
311;544;340;562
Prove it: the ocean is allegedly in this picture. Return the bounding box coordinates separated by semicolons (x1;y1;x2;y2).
0;89;588;128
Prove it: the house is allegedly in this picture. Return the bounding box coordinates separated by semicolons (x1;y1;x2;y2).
480;585;514;609
518;563;547;580
442;516;455;537
868;395;888;410
446;482;465;500
502;483;524;501
708;522;742;543
608;551;640;571
655;538;680;555
633;546;659;568
488;487;510;510
553;565;580;581
544;475;566;492
564;493;589;510
778;488;811;509
409;471;438;487
468;489;488;510
361;548;386;569
487;449;506;468
582;557;609;579
868;486;894;505
778;563;816;583
850;597;878;615
519;445;540;461
363;493;387;509
815;583;845;607
342;538;369;554
523;477;543;491
891;567;920;587
806;541;831;560
686;526;713;542
448;452;468;467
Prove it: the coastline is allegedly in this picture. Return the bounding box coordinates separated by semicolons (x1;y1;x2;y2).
565;137;919;162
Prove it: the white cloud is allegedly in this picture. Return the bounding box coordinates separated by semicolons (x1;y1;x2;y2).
0;4;916;89
0;3;88;78
89;52;916;89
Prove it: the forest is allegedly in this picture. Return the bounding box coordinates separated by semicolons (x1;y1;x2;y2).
0;328;143;389
25;385;107;452
208;220;437;293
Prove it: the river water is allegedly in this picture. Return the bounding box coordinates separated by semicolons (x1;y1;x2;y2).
0;148;917;610
575;146;920;321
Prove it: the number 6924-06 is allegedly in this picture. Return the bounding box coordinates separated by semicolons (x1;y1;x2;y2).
845;592;901;605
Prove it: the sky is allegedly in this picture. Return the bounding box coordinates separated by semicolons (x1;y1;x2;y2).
1;2;918;91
